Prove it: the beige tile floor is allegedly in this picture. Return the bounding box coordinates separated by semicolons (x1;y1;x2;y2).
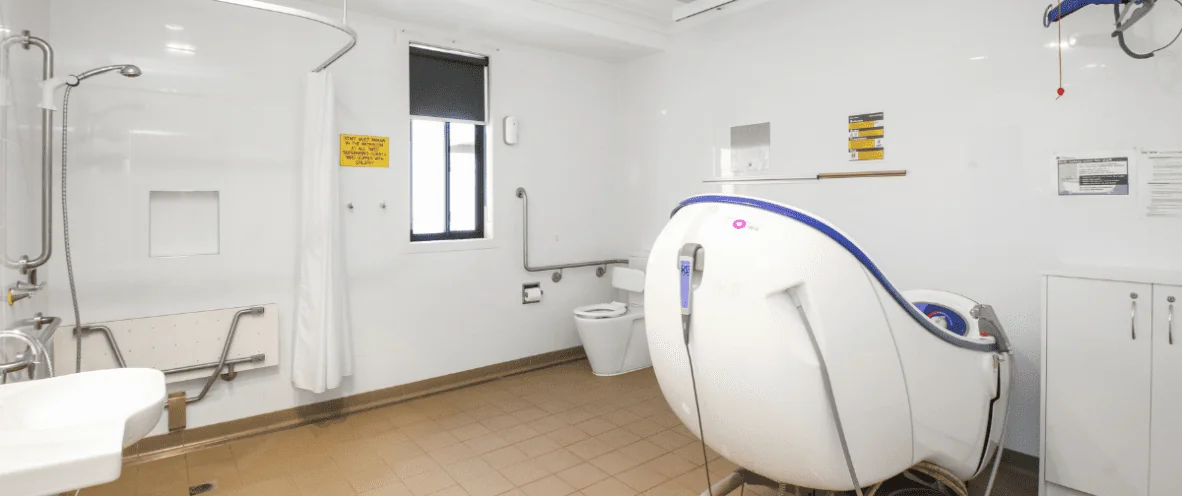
79;360;1036;496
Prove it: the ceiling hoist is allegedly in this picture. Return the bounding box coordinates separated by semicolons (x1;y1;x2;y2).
1044;0;1182;97
1044;0;1182;58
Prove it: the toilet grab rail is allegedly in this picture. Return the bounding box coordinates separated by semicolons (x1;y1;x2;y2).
515;187;629;283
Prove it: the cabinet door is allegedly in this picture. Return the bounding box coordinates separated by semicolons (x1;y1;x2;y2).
1045;277;1152;496
1151;284;1182;496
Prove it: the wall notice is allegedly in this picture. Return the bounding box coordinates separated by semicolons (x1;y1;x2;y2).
849;112;885;161
1057;156;1129;196
340;134;389;167
1142;150;1182;216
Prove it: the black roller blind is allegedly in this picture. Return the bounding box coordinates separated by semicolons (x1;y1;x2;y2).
410;46;487;122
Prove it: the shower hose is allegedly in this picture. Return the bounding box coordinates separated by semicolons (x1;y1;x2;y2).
60;83;85;373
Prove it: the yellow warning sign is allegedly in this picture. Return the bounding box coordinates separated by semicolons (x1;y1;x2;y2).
340;134;389;167
848;112;884;162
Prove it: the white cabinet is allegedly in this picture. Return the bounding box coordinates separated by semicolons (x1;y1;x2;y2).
1041;269;1182;496
1150;285;1182;496
1044;277;1151;496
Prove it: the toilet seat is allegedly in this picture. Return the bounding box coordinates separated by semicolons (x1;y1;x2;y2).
574;302;627;319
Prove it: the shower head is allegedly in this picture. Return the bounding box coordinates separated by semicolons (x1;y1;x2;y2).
38;64;142;110
75;64;142;82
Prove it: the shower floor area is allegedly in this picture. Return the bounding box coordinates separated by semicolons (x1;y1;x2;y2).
80;360;1037;496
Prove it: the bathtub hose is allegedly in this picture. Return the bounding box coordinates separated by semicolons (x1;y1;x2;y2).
60;83;85;373
680;244;715;495
685;328;714;496
980;355;1014;496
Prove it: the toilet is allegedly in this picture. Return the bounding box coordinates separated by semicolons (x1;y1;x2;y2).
573;266;651;376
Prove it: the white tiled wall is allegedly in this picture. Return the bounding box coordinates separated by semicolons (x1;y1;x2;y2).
0;0;631;436
618;0;1182;455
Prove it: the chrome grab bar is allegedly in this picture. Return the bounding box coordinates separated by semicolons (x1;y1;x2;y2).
0;329;51;382
163;353;264;376
53;307;262;405
0;315;59;383
75;325;127;368
27;314;61;343
515;187;628;283
0;348;36;382
0;31;54;272
178;306;265;404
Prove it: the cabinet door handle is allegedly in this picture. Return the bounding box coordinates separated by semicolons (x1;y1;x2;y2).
1131;299;1137;340
1170;298;1176;345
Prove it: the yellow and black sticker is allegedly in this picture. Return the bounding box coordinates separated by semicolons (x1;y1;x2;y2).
340;134;390;167
848;112;885;161
849;149;885;161
849;128;884;138
848;138;883;151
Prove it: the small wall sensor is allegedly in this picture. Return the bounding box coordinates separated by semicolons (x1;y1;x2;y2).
504;116;519;145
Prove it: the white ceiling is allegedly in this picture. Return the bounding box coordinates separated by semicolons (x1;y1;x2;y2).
317;0;700;61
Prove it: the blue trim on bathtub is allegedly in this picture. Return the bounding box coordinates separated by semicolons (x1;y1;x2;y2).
672;195;998;353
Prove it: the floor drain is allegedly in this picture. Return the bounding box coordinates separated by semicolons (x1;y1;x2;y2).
189;482;216;495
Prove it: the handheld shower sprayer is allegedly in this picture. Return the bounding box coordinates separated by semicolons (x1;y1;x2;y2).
52;63;141;374
75;64;143;81
38;64;141;110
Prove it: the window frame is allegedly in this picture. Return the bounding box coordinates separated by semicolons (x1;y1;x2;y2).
408;43;490;243
409;119;487;242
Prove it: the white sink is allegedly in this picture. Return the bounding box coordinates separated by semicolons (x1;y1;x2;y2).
0;368;165;496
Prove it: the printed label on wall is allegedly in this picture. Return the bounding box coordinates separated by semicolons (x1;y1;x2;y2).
849;112;885;161
340;134;390;167
1142;150;1182;216
1057;156;1130;196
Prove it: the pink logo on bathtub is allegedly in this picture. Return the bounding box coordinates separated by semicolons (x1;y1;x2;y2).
733;219;747;229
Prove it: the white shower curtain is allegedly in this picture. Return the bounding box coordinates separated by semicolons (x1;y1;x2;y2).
292;72;353;393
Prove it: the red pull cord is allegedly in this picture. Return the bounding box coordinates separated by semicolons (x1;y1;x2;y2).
1057;2;1066;98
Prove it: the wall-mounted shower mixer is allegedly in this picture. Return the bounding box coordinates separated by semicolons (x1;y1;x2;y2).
7;257;43;305
7;280;43;306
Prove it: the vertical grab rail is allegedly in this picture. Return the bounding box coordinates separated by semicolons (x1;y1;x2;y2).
0;31;54;272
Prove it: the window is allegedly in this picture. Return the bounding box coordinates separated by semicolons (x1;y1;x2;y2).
409;45;488;242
